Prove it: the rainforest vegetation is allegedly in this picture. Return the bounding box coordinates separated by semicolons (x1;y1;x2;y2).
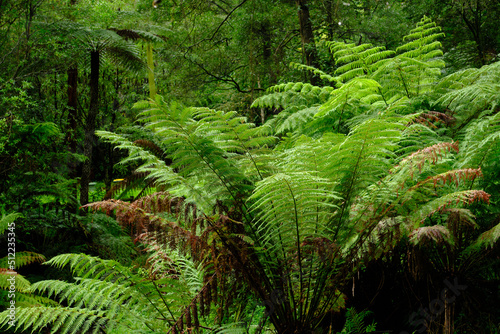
1;0;500;333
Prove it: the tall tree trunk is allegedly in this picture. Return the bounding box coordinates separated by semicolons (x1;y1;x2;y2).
80;50;100;206
296;0;319;85
146;43;157;99
66;66;78;154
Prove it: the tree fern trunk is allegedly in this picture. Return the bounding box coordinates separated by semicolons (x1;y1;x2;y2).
443;294;454;334
80;50;100;206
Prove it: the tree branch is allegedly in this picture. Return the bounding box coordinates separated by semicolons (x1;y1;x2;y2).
186;0;249;50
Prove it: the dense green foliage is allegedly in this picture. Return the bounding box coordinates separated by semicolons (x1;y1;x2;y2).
1;1;499;334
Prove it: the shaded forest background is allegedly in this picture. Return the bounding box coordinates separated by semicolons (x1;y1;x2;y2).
0;0;499;333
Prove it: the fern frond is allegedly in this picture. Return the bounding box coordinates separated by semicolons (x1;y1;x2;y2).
271;106;319;135
337;307;377;333
327;41;395;84
408;190;490;227
0;306;109;334
109;28;164;43
471;221;500;249
0;269;31;293
316;78;383;121
44;253;129;283
249;172;338;257
395;141;459;176
0;212;22;234
0;251;45;269
132;99;262;208
409;225;453;246
457;111;500;175
290;62;338;83
407;168;482;190
251;82;332;110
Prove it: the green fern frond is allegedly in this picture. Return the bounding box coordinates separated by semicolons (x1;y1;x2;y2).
457;111;500;175
0;270;31;293
436;62;500;131
251;82;332;110
471;221;500;249
0;212;22;234
214;322;248;334
290;62;338;83
110;28;164;43
327;41;395;83
271;106;319;135
145;241;204;296
316;78;383;121
0;306;110;334
44;253;129;283
337;307;377;334
397;16;445;58
14;292;61;307
0;251;45;269
249;172;339;256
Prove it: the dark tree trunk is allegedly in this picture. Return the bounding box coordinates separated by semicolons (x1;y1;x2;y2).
80;50;100;206
296;0;319;85
66;66;78;153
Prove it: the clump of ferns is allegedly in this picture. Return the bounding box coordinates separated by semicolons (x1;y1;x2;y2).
85;191;259;330
349;141;491;264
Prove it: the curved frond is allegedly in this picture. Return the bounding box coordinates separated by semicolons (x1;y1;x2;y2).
409;225;453;246
408;190;490;227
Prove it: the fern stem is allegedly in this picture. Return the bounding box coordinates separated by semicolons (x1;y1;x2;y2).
151;280;178;329
397;65;411;98
332;135;366;239
378;87;388;107
283;178;303;320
